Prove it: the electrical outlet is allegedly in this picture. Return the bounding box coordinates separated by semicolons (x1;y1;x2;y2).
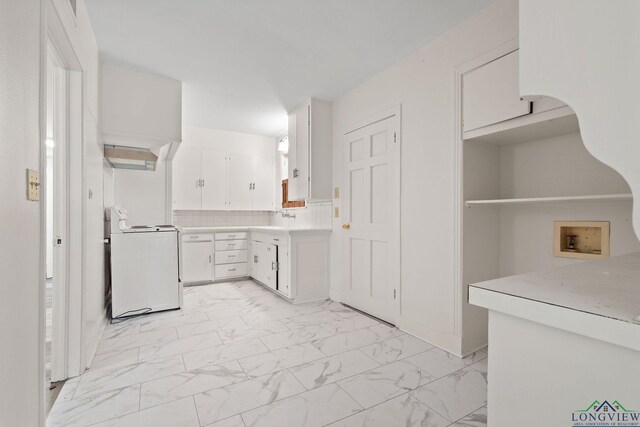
334;207;340;218
334;187;340;199
27;169;40;201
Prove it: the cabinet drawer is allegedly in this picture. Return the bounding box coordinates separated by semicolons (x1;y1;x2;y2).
215;250;247;265
251;232;286;246
215;240;248;251
182;233;213;243
215;262;248;278
215;232;247;241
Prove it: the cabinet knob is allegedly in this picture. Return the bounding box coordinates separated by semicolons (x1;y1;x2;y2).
342;223;350;230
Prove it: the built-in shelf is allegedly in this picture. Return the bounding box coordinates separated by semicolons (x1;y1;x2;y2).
465;193;633;207
463;106;580;146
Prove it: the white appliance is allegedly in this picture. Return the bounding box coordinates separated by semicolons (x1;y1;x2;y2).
108;206;182;319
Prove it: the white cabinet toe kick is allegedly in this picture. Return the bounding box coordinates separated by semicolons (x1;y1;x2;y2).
179;227;330;303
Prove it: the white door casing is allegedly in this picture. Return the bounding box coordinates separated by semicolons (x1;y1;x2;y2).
342;109;401;324
48;43;69;383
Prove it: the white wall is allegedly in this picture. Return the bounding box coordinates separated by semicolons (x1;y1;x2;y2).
0;0;44;425
113;145;169;225
499;133;631;198
331;0;520;354
101;65;182;146
183;126;275;154
519;0;640;239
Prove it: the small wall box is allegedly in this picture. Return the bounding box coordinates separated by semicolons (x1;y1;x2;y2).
553;221;610;260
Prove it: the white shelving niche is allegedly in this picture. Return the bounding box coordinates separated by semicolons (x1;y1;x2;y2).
455;45;640;356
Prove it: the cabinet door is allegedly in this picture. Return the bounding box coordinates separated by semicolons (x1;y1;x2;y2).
251;240;265;283
227;152;253;210
263;243;278;291
287;111;298;200
201;150;227;210
181;241;213;282
252;154;275;210
462;50;532;132
172;147;202;210
289;103;310;200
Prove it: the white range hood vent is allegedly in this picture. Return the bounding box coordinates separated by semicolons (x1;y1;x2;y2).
104;145;158;171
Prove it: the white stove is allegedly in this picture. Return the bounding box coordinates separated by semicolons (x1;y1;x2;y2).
108;206;182;319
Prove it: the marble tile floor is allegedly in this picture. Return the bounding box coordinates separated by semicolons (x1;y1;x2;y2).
48;280;488;427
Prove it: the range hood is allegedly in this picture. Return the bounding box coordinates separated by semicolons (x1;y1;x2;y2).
104;145;158;171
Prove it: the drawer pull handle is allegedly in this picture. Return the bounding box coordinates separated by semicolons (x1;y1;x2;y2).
228;234;235;237
229;268;236;272
273;238;279;242
228;255;236;258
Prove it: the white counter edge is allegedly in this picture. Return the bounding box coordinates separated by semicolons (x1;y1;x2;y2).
177;226;331;235
469;286;640;352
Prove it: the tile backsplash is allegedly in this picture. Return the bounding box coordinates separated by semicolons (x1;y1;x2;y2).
173;210;271;227
173;201;332;229
269;200;332;229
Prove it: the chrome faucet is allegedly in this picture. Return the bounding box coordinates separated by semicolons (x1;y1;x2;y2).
279;211;296;219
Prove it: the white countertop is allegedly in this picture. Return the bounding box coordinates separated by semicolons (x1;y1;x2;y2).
470;252;640;325
177;225;331;234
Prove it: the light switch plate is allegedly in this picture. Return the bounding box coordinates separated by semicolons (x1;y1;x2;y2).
27;169;40;201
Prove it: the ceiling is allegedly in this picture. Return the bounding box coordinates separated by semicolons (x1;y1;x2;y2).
86;0;492;136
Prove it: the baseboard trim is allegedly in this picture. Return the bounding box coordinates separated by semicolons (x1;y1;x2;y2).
83;308;108;371
396;315;463;357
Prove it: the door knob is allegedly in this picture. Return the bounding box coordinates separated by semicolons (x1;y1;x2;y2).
342;223;350;230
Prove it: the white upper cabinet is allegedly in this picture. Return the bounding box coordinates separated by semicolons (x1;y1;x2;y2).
173;148;275;211
101;65;182;148
172;147;202;211
462;50;531;132
201;150;227;210
252;154;275;211
287;98;332;201
227;153;253;210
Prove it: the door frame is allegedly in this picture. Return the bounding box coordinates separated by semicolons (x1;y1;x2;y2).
41;0;86;392
46;40;70;383
341;105;402;324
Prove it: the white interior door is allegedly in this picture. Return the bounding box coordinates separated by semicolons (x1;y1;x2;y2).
201;150;227;210
342;113;400;324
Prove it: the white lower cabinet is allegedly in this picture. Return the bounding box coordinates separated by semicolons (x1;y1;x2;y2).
251;239;280;293
215;263;248;279
180;228;330;303
180;234;213;283
250;230;329;303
